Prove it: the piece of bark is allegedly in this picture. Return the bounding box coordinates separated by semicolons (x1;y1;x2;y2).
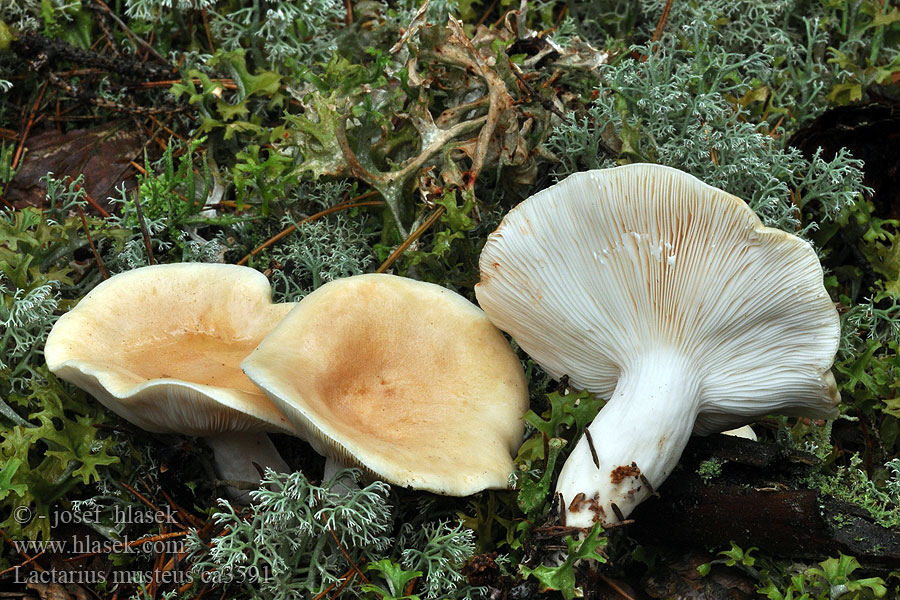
25;583;91;600
629;434;900;567
5;122;142;212
641;552;757;600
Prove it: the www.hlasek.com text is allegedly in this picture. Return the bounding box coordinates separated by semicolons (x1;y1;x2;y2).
13;534;186;556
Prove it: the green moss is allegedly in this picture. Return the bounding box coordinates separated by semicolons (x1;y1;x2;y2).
698;458;724;484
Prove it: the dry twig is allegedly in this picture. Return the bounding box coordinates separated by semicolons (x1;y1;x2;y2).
376;205;446;273
236;195;384;266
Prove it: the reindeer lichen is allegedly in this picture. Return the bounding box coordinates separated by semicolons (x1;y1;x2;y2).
187;469;481;599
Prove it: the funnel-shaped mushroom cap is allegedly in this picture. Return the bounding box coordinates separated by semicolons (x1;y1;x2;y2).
241;273;529;496
45;263;296;436
476;164;840;526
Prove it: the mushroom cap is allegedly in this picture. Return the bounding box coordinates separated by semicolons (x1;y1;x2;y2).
45;263;296;436
241;273;529;495
476;164;840;433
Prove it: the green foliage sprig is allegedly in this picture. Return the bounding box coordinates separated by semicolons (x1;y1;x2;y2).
514;389;604;520
0;370;120;540
519;523;608;600
700;544;888;599
697;541;759;578
763;554;887;600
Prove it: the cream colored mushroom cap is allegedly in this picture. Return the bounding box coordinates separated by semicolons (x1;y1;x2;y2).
476;164;840;433
241;273;529;496
44;263;295;436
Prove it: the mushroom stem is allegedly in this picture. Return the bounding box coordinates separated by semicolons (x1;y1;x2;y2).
204;432;290;500
555;350;700;528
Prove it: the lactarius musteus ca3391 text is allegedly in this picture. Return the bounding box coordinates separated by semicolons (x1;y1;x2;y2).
475;164;840;527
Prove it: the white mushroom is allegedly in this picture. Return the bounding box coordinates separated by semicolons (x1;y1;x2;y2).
475;164;840;527
722;425;757;441
241;273;529;496
44;263;298;493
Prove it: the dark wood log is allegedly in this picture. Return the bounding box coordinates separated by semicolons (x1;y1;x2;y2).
629;434;900;567
11;30;175;81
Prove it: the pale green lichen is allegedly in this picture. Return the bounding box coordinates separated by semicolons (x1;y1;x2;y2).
187;469;481;599
808;455;900;529
546;17;868;236
0;283;59;394
210;0;346;68
124;0;217;21
270;213;375;301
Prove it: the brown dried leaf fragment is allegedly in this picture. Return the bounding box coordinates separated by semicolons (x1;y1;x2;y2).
6;122;142;212
610;462;641;484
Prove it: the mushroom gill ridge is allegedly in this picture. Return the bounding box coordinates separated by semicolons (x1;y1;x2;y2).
480;165;838;397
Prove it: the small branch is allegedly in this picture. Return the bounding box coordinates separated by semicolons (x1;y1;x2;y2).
200;9;215;51
327;526;370;586
131;190;156;265
435;97;489;128
160;488;206;530
476;0;499;27
311;567;356;600
651;0;674;43
395;116;488;184
92;0;168;64
66;175;111;218
376;205;446;273
598;573;637;600
119;482;165;519
584;427;601;469
0;527;46;575
330;570;359;600
11;81;48;171
335;116;384;184
236;197;384;266
137;78;237;90
76;205;109;280
344;0;353;25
